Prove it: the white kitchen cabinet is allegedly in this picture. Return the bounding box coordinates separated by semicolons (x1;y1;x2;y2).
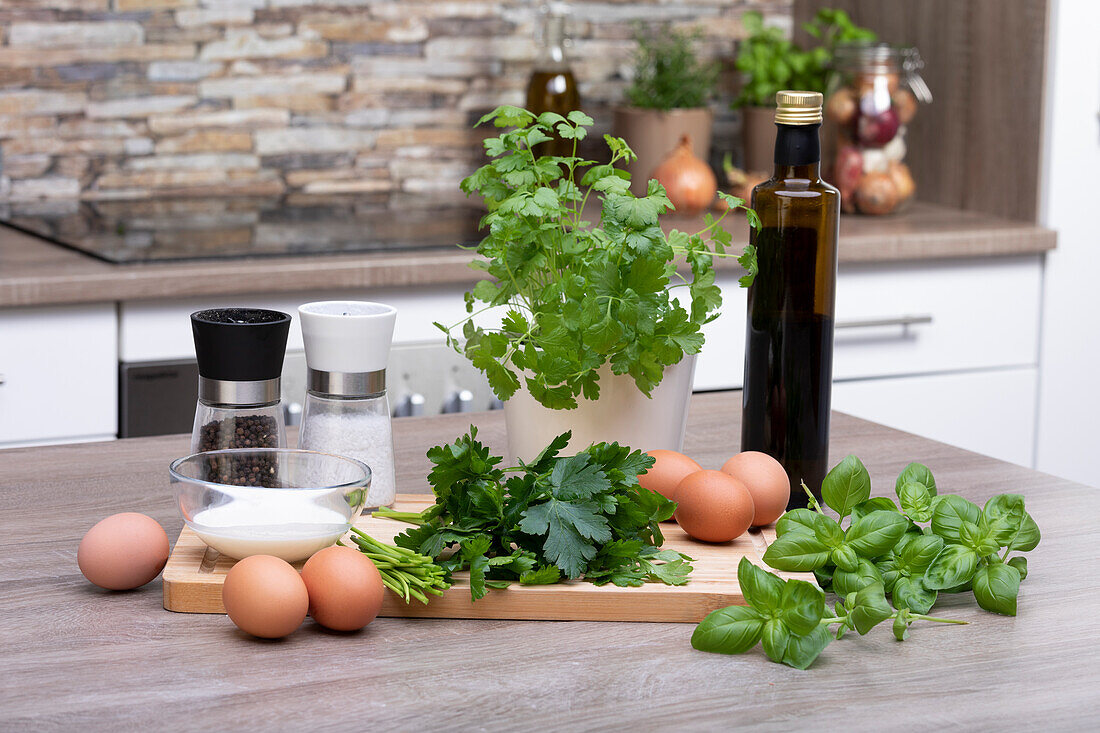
832;368;1038;467
691;256;1043;466
0;254;1045;466
0;304;118;446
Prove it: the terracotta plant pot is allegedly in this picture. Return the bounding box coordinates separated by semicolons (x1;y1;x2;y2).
502;356;696;464
613;107;713;196
741;106;777;174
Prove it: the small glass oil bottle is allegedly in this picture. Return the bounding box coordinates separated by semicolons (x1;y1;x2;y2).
741;91;840;508
526;3;580;156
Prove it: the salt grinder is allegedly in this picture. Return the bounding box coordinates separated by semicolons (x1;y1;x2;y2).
190;308;291;454
297;301;397;509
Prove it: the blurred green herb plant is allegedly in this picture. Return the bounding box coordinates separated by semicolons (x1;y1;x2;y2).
625;26;720;110
446;106;759;410
733;8;877;108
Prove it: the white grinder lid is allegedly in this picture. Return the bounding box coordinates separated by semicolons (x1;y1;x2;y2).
298;301;397;374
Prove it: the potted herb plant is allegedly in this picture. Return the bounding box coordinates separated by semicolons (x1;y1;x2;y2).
734;9;875;173
441;106;758;462
613;26;719;197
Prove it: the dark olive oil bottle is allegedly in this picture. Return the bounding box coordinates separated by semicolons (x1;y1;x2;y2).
741;91;840;508
526;6;579;157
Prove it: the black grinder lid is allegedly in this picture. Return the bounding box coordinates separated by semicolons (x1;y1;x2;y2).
191;308;291;382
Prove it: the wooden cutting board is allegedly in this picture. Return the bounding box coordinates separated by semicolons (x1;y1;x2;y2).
163;494;814;623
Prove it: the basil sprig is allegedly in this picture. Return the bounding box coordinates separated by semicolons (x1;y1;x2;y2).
692;456;1041;669
762;457;1040;618
691;558;964;669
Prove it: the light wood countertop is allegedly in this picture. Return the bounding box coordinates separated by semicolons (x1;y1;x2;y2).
0;391;1095;728
0;202;1055;308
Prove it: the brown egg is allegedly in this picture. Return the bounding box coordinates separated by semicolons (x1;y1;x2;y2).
721;452;791;527
77;513;170;590
222;555;309;639
673;470;755;543
301;546;385;632
638;449;702;502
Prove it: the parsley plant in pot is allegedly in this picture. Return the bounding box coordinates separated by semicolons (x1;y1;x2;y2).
613;26;719;197
442;106;758;462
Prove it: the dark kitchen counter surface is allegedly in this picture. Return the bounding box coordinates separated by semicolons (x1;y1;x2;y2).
0;201;1056;308
0;391;1096;729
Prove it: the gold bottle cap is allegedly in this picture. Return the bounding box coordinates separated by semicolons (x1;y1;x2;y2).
774;90;823;125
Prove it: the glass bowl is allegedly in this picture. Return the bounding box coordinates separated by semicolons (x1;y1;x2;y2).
169;448;371;563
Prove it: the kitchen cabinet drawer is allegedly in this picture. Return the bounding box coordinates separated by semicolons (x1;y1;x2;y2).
832;367;1038;467
833;256;1041;380
0;304;118;445
694;256;1042;391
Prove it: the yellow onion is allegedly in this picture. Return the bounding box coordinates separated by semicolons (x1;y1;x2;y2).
652;135;717;215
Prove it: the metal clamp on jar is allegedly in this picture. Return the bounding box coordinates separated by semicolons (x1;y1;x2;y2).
297;301;398;510
189;308;291;456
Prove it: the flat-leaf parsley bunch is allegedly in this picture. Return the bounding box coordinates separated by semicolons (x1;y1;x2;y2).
444;106;759;410
376;428;692;601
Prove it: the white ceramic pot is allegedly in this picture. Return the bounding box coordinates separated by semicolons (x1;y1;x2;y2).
503;355;696;463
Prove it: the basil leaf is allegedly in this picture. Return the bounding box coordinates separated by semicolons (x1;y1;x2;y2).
832;558;883;596
980;494;1025;547
958;520;986;552
813;514;845;548
876;556;902;593
775;508;821;538
831;544;859;572
891;576;937;614
973;562;1021;616
1008;512;1041;552
779;578;825;635
941;579;973;593
851;496;899;521
782;625;831;670
1007;555;1028;581
897;534;944;574
763;533;831;572
813;565;834;588
761;618;791;662
846;510;908;558
848;582;893;635
897;481;933;522
896;462;937;495
923;544;979;590
737;557;783;613
821;455;872;518
691;605;765;654
930;495;981;542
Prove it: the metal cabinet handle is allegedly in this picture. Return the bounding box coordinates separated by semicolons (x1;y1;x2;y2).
0;373;5;386
836;314;933;330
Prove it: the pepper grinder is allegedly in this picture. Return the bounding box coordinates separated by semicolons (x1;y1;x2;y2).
297;301;397;509
190;308;291;454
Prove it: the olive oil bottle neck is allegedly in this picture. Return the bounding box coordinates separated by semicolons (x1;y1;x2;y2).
773;123;821;178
